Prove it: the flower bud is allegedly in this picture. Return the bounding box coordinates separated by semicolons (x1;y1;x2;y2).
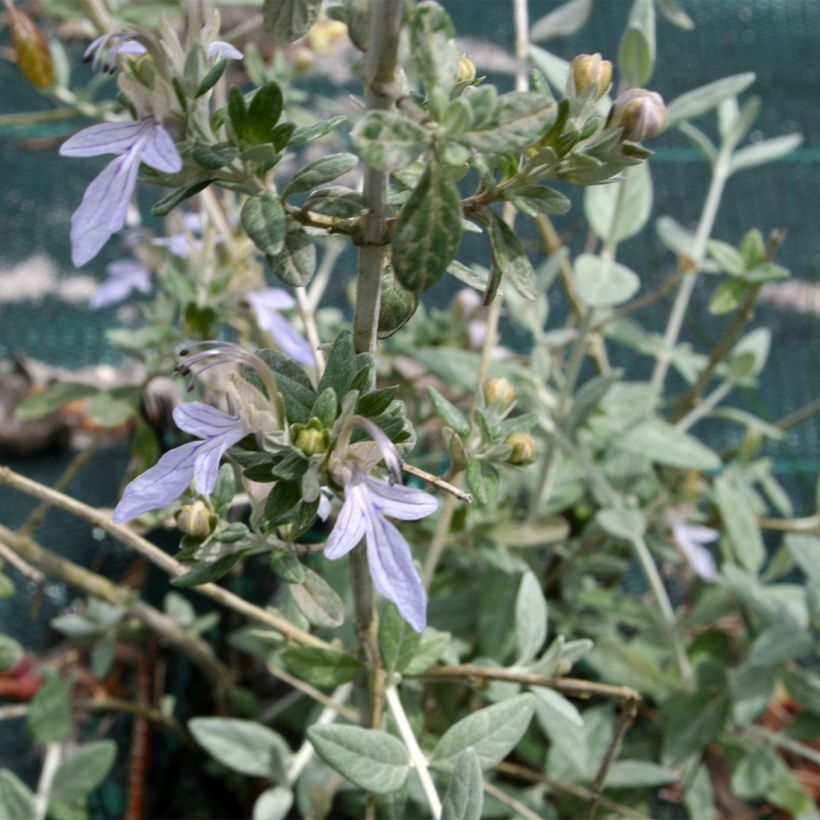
8;5;54;89
295;426;329;456
609;89;668;142
505;432;536;466
456;54;476;84
483;378;515;411
177;501;214;538
452;287;482;320
569;53;612;101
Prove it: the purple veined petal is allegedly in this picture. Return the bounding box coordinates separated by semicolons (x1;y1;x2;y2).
209;40;243;60
59;120;150;158
364;477;438;521
680;524;719;544
89;268;150;309
673;523;717;581
363;504;427;632
112;441;200;522
172;402;245;440
248;288;296;312
141;123;183;174
191;427;248;496
346;416;403;483
83;33;109;61
324;485;368;559
153;233;194;257
263;311;314;366
116;40;147;56
106;259;148;279
69;145;144;267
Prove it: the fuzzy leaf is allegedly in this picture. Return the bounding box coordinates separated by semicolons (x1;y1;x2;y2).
441;749;484;820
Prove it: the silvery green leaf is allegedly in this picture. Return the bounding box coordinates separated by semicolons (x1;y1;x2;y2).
441;749;483;820
447;260;490;290
528;46;570;94
189;718;290;781
709;279;744;315
307;726;409;793
28;676;71;743
353;111;429;172
574;254;640;308
284;153;358;196
268;220;316;286
378;266;418;338
411;1;459;98
605;760;679;788
51;741;117;803
193;141;237;169
379;602;422;675
614;419;721;470
0;770;35;820
253;786;293;820
281;646;363;687
685;763;717;820
392;160;463;293
785;534;820;583
678;121;718;164
596;507;646;541
431;694;536;773
656;215;698;259
0;635;23;671
527;635;564;676
731;746;778;800
428;386;470;436
530;0;594;42
566;371;621;432
303;186;367;219
707;240;745;276
506;184;570;219
585;162;652;244
404;627;452;674
713;475;764;572
442;99;474;138
723;96;761;149
730;328;770;377
289;115;348;146
618;0;655;87
655;0;694;29
732;663;776;725
465;460;500;507
263;0;322;44
242;194;286;256
744;261;789;283
730;133;802;173
533;687;588;776
290;568;345;628
461;92;556;154
483;209;537;300
748;623;812;667
465;86;498;129
515;571;548;663
666;73;756;125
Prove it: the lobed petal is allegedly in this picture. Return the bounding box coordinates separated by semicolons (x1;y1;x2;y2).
324;486;367;559
88;266;150;309
59;119;150;158
172;402;245;440
208;40;243;61
141;123;183;174
365;477;438;521
191;428;248;496
673;523;717;581
264;311;314;366
112;441;199;522
363;504;427;632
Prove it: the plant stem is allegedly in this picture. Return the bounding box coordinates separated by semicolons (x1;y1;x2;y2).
294;285;325;377
267;665;357;722
423;488;458;589
744;723;820;767
675;378;736;433
384;684;442;819
34;743;62;820
649;149;731;400
0;467;331;650
484;781;541;820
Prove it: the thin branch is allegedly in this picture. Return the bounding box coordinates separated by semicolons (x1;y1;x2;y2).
422;482;459;590
484;780;541;820
0;468;331;651
0;538;46;584
72;697;188;743
403;463;472;503
294;285;326;378
267;664;358;722
34;743;61;820
774;397;820;430
409;663;641;702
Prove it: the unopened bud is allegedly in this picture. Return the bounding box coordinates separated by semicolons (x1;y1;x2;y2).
177;501;214;538
609;89;668;142
8;5;54;89
289;45;315;72
505;432;536;466
456;54;476;84
295;426;328;456
569;53;612;101
452;288;482;320
483;378;515;411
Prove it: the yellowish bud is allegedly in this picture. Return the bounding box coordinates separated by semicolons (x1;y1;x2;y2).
177;501;214;538
482;378;515;411
505;432;536;466
295;426;329;456
456;54;476;84
569;53;612;101
609;89;668;142
289;45;315;72
8;5;54;89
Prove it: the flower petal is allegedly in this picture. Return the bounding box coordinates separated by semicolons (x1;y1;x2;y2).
264;311;314;366
248;288;296;312
112;441;199;521
209;40;243;60
88;270;148;309
70;149;143;266
324;486;367;559
365;477;438;521
673;524;718;581
679;524;719;544
191;428;247;495
141;123;182;174
172;402;245;440
59;120;149;158
363;505;427;632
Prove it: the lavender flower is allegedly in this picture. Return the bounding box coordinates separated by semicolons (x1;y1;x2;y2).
89;259;151;309
83;31;147;73
247;289;314;366
60;119;182;266
325;417;437;632
113;402;248;522
153;213;205;257
671;520;719;581
208;41;243;61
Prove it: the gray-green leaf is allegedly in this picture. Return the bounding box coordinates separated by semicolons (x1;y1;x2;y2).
268;220;316;286
51;741;117;803
284;153;358;196
667;73;756;126
353;111;430;172
263;0;322;44
441;748;484;820
515;571;548;663
253;786;293;820
0;770;35;820
242;194;286;256
574;253;640;308
289;568;345;628
584;163;652;244
461;92;555;154
484;209;538;300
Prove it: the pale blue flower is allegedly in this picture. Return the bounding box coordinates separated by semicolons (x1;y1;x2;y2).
60;119;183;266
247;289;314;366
208;41;243;61
83;31;147;73
89;259;152;309
153;213;205;257
672;520;718;581
325;417;437;632
113;402;247;522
